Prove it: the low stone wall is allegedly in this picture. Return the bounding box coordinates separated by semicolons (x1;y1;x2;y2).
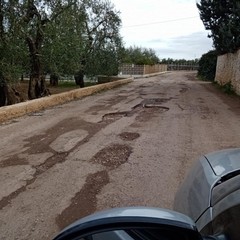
0;78;133;123
144;64;167;74
119;64;167;75
215;49;240;95
119;64;144;75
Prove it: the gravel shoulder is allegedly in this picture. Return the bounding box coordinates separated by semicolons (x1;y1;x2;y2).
0;71;240;239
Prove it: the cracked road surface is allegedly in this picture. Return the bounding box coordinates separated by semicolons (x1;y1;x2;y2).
1;71;240;239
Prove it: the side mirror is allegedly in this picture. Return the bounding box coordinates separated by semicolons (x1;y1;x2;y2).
53;207;203;240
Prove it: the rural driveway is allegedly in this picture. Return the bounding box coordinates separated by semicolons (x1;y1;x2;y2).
0;71;240;239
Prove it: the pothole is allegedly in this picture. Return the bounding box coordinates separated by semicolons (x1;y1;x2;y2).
143;98;171;105
119;132;140;141
101;98;170;123
132;104;142;110
133;99;170;111
102;112;129;121
144;105;170;111
91;144;132;169
180;88;189;93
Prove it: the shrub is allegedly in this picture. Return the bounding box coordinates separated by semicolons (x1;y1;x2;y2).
222;82;235;94
198;50;218;81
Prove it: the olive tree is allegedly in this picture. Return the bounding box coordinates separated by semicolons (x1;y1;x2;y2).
21;0;79;99
43;2;86;86
121;46;159;65
44;0;122;87
80;0;122;81
0;0;123;105
0;0;28;106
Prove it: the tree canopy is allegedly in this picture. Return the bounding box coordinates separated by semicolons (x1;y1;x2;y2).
160;58;199;65
197;0;240;54
121;46;160;65
0;0;122;104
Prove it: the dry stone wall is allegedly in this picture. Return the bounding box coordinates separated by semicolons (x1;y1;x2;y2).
119;64;167;75
215;49;240;95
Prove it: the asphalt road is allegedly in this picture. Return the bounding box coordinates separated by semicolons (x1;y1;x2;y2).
1;71;240;239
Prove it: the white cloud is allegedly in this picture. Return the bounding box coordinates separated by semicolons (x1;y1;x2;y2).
154;32;213;59
112;0;213;59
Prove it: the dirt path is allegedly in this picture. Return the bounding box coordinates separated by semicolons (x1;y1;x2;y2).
0;71;240;239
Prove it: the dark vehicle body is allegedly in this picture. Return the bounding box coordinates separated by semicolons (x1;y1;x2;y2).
174;148;240;239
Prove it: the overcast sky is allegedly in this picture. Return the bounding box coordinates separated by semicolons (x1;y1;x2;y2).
111;0;213;60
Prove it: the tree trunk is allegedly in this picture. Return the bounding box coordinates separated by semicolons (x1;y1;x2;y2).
26;37;48;99
0;84;7;107
28;75;47;99
6;86;21;105
74;69;84;88
50;74;59;86
0;72;6;106
0;81;21;107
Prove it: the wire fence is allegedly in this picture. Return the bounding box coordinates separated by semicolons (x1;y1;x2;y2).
167;64;199;71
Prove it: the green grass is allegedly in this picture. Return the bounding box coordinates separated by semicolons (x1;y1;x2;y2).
197;74;214;82
57;81;97;88
84;81;98;87
212;81;235;95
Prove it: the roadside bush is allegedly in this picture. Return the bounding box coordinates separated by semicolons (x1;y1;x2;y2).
222;82;235;95
198;50;218;81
